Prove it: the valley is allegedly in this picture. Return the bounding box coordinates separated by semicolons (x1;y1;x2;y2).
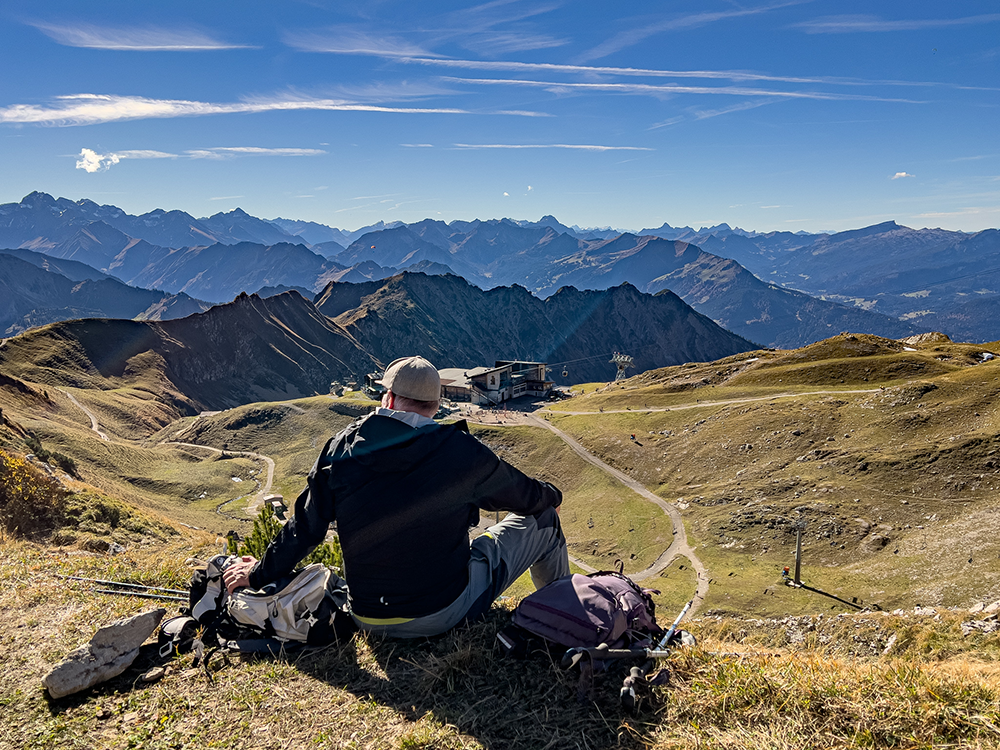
3;329;998;616
4;326;1000;750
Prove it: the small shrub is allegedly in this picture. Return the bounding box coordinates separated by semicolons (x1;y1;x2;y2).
22;434;79;478
0;448;67;537
228;503;343;572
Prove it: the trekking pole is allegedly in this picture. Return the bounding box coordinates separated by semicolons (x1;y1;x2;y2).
620;599;692;713
94;589;188;603
58;575;189;596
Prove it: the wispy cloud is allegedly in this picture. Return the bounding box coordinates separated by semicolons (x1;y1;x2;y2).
186;147;326;159
407;57;837;85
343;55;995;94
401;143;435;147
793;14;1000;34
648;116;685;130
30;22;253;50
577;1;805;62
115;149;177;159
443;77;925;104
462;32;568;55
0;93;498;127
917;206;1000;218
283;28;442;57
209;195;244;201
453;143;652;151
74;146;327;172
892;172;915;179
692;98;782;119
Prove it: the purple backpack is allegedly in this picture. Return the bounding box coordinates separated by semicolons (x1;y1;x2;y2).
507;570;661;651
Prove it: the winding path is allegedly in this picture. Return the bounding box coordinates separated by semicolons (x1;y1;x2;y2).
164;441;275;518
59;389;109;441
58;389;276;520
525;414;710;614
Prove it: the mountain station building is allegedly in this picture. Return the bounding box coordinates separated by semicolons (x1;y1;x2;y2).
438;361;553;405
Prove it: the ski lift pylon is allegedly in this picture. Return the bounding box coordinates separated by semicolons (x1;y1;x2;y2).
610;352;634;382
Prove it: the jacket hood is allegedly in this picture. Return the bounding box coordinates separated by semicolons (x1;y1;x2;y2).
332;413;468;472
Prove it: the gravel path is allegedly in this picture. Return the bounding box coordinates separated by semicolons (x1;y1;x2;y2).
525;414;710;615
58;389;110;442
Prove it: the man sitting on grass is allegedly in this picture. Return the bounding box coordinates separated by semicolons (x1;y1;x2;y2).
224;355;569;637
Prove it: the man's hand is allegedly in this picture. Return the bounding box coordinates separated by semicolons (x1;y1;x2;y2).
223;555;258;594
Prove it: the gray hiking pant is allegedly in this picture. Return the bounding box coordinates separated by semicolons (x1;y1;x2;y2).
353;506;570;638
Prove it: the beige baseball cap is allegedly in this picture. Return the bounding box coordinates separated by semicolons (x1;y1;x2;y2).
377;356;441;401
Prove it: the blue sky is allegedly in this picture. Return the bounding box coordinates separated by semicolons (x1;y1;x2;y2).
1;1;997;234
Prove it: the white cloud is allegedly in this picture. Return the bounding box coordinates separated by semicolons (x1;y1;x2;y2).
0;93;544;127
454;143;653;151
527;185;533;191
75;148;118;172
209;195;244;201
503;192;510;196
31;22;252;50
892;172;915;179
401;143;435;148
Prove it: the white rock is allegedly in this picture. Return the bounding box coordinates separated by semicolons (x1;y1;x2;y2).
42;609;165;699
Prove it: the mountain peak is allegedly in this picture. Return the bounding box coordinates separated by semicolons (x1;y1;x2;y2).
20;191;57;209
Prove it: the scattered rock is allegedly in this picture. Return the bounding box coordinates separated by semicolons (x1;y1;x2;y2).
985;600;1000;615
42;609;166;699
962;619;1000;637
969;602;985;614
141;667;166;683
913;606;936;617
860;533;889;552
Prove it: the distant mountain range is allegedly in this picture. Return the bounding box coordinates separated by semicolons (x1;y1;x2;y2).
0;248;209;335
0;275;755;410
1;192;998;346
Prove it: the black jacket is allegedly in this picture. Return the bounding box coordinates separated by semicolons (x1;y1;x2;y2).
248;413;561;618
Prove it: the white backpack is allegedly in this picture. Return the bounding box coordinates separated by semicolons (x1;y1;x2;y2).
189;555;355;646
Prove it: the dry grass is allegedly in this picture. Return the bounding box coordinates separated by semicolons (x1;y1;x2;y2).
4;538;1000;750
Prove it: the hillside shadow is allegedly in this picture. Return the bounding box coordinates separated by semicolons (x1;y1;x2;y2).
293;608;659;750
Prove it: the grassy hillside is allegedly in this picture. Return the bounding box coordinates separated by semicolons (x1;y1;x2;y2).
4;331;1000;748
543;333;1000;614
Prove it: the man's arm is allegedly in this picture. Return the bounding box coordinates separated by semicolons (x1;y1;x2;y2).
473;444;562;517
244;439;338;590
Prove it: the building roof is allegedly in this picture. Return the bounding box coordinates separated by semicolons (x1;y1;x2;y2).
437;368;471;387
